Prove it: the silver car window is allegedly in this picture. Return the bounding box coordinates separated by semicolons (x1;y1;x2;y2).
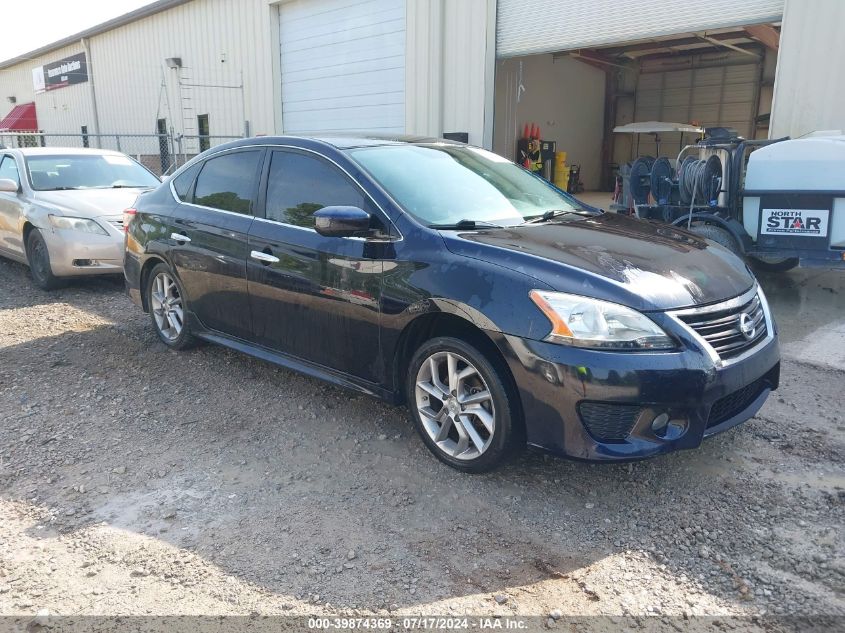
0;156;20;187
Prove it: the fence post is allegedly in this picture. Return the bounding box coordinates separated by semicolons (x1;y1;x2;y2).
115;135;122;152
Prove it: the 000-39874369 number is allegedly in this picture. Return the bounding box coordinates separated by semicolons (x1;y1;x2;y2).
308;617;393;629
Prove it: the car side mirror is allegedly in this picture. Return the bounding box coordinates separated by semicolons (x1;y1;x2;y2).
314;206;371;237
0;178;18;193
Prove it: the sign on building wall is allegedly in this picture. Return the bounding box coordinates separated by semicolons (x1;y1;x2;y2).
32;52;88;93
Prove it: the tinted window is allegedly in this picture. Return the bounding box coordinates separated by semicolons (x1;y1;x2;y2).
265;151;376;229
0;156;19;186
193;151;261;214
172;162;201;201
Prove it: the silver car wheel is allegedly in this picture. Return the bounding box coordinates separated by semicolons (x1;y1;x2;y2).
150;272;184;341
414;351;496;460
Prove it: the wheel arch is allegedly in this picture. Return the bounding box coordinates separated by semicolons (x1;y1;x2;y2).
672;213;751;253
22;221;37;253
139;255;168;312
391;312;521;412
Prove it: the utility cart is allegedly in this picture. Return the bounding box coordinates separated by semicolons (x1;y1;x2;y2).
617;127;845;272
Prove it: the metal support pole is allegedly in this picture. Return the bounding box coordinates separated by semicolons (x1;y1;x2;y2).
81;37;102;148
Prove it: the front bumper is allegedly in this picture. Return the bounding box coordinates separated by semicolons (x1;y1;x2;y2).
493;312;780;462
41;219;124;277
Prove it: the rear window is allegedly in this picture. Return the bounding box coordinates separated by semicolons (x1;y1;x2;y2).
171;162;201;201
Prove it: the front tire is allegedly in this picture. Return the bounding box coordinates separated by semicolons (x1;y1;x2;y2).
406;337;520;473
689;223;741;256
749;255;799;273
26;229;63;290
146;263;196;350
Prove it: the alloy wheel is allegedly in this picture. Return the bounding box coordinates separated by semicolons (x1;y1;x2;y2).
150;272;184;341
414;351;496;460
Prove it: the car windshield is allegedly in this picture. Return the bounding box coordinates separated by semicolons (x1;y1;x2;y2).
347;144;592;227
25;154;160;191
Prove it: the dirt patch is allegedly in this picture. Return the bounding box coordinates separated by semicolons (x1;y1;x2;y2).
0;258;842;622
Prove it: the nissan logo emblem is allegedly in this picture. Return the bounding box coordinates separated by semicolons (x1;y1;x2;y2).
739;312;756;340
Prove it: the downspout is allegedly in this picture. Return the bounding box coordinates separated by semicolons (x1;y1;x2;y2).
80;37;101;148
482;0;496;149
438;0;445;136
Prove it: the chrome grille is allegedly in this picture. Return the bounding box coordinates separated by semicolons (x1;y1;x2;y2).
677;291;768;361
107;219;124;232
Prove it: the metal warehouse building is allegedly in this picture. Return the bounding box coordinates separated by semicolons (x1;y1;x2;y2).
0;0;843;187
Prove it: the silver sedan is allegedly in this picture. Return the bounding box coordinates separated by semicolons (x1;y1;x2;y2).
0;147;160;289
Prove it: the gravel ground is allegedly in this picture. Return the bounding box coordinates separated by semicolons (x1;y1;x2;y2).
0;257;843;627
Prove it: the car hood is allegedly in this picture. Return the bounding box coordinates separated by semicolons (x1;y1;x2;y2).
440;213;755;311
33;188;149;218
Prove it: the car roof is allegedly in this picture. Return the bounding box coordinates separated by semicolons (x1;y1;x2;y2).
9;147;130;157
222;134;465;151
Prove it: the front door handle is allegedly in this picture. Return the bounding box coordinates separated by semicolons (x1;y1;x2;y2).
250;250;280;264
170;232;191;243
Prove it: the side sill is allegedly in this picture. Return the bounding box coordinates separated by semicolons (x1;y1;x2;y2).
195;330;398;403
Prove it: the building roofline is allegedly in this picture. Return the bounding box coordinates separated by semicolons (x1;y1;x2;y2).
0;0;192;70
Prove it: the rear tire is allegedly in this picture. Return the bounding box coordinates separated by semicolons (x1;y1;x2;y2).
26;229;63;290
749;255;799;273
146;262;197;350
406;336;521;473
689;223;741;256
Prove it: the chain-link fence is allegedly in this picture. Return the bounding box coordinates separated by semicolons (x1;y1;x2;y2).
0;132;244;176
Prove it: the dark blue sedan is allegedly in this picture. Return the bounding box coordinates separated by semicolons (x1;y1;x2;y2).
124;136;780;472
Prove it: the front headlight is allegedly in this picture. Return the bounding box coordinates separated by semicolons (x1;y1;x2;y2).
49;214;108;236
529;290;675;350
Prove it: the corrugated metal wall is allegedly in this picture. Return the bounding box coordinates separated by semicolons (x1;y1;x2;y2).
771;0;845;138
0;0;494;148
0;0;278;151
0;41;95;134
405;0;494;146
496;0;784;58
92;0;277;140
634;55;761;156
441;0;492;145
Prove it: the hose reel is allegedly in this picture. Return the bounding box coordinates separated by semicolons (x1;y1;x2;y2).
629;156;655;205
649;157;673;205
678;154;722;206
627;153;723;208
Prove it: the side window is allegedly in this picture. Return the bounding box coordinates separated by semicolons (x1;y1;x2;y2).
192;151;262;215
0;156;20;187
265;151;382;231
171;162;201;201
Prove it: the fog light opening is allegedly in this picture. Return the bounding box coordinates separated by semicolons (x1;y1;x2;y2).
651;412;670;434
72;259;97;267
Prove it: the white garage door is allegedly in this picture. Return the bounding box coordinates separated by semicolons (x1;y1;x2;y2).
496;0;783;58
633;63;760;156
279;0;406;134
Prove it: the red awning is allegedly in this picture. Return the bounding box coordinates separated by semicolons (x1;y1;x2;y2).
0;102;38;132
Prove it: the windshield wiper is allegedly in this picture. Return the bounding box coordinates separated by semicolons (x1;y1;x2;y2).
43;186;83;191
522;209;596;224
429;219;505;230
100;184;156;189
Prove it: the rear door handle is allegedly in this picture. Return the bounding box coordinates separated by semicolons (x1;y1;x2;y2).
170;232;191;243
250;250;279;264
